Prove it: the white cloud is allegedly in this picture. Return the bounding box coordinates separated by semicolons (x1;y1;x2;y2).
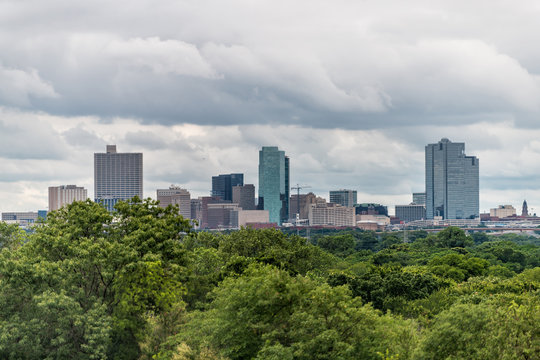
0;65;58;106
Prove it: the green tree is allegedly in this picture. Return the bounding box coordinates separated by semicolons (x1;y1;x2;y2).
168;264;416;360
0;198;191;359
436;227;473;248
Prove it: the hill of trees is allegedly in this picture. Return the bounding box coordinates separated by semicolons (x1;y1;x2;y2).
0;199;538;359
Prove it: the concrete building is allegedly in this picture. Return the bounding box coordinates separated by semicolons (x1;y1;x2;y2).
412;192;426;206
308;202;355;227
232;184;256;210
198;196;227;229
190;199;202;227
231;209;270;227
329;189;357;207
290;192;319;220
2;211;45;224
490;205;516;219
212;173;244;201
207;203;239;229
258;146;289;225
94;145;143;212
48;185;88;211
356;214;390;225
425;138;479;219
395;204;426;222
157;186;191;219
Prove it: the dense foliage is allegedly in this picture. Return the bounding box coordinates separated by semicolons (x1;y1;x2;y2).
0;201;538;359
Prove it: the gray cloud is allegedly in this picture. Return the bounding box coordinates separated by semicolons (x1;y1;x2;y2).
1;1;540;212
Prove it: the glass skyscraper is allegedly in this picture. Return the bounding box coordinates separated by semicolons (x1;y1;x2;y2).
329;189;357;207
211;173;244;201
425;138;479;219
94;145;143;212
258;146;289;225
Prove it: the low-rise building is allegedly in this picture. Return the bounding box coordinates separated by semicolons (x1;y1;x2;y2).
309;202;355;227
490;205;517;219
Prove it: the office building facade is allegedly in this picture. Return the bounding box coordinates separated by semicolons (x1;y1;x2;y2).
425;138;479;219
48;185;88;211
258;146;289;225
232;184;256;210
395;204;426;222
157;186;191;219
212;173;243;201
329;189;357;207
94;145;143;212
412;192;426;206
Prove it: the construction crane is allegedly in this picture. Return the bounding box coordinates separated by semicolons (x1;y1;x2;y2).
291;183;311;223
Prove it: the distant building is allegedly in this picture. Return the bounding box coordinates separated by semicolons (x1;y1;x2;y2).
258;146;289;225
395;204;426;222
354;203;388;216
2;211;46;224
232;184;256;210
290;192;319;220
309;202;355;227
212;173;244;201
157;186;191;219
356;214;390;225
522;200;529;217
425;138;479;219
48;185;88;211
490;205;516;219
231;209;270;227
329;189;357;207
190;199;202;227
207;203;239;229
412;192;426;206
199;196;228;229
94;145;143;211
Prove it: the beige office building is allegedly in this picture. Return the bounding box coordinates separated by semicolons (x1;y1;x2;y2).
48;185;88;211
157;186;191;219
308;202;355;227
233;209;270;227
490;205;516;218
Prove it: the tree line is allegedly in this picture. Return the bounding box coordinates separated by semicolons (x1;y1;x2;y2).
0;198;538;359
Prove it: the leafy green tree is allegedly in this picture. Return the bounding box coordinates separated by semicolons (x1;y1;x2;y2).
436;227;473;248
316;234;355;257
0;198;191;359
168;264;416;360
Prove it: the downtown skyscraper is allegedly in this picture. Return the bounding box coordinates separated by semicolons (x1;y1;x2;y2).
425;138;479;219
94;145;143;212
258;146;289;225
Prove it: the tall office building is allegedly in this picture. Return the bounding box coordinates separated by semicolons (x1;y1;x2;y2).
94;145;143;212
232;184;256;210
425;138;479;219
412;192;426;206
157;186;191;219
211;173;243;201
329;189;357;207
49;185;88;211
258;146;289;225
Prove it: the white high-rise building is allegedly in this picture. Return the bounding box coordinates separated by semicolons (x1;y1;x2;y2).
94;145;143;212
49;185;88;211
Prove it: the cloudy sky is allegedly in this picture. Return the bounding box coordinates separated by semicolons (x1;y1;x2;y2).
1;0;540;215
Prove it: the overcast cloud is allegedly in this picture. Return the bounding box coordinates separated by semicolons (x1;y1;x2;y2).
1;1;540;214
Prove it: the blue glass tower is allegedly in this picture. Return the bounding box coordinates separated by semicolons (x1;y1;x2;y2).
211;173;244;201
258;146;289;225
425;138;479;219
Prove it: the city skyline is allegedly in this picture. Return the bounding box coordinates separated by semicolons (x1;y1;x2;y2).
2;2;540;213
0;137;537;216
